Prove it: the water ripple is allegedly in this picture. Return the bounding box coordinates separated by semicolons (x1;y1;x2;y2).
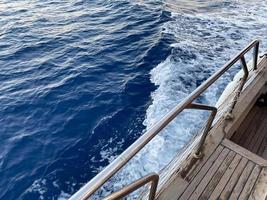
0;0;166;199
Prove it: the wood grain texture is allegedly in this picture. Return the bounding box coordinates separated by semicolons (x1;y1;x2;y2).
230;104;267;158
198;150;236;200
229;161;255;200
238;165;261;200
248;167;267;200
188;148;230;200
179;146;224;200
209;153;242;200
219;157;248;199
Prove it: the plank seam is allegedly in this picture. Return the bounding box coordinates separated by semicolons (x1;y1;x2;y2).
178;146;225;199
198;149;236;199
246;168;263;199
237;165;261;199
218;158;247;198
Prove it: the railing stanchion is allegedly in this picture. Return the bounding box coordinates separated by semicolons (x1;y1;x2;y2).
254;42;259;70
229;56;249;114
186;103;217;157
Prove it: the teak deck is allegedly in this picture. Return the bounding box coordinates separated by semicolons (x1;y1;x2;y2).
231;104;267;159
155;56;267;200
177;139;267;200
157;135;267;200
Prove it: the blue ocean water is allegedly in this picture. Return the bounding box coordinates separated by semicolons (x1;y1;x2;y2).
1;0;267;199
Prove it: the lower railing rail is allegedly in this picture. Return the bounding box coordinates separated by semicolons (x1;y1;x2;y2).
70;40;260;200
103;173;159;200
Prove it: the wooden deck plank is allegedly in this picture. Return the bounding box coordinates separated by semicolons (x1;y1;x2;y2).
179;145;225;200
198;150;236;200
155;144;224;200
248;167;267;200
219;157;248;199
231;106;258;143
241;107;263;148
235;106;261;147
221;139;267;166
230;103;267;159
183;145;224;182
238;165;261;200
257;136;267;159
251;109;267;154
246;108;266;153
187;148;230;200
209;154;242;200
228;161;255;200
255;108;267;158
247;109;264;152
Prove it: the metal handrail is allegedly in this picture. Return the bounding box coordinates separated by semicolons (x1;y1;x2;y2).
186;103;217;157
70;40;260;200
103;173;159;200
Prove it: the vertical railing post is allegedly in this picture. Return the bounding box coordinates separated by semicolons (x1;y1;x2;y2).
228;56;249;114
185;103;217;157
253;42;259;70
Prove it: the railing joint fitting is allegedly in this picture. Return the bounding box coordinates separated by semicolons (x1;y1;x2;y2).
259;52;267;58
193;151;203;159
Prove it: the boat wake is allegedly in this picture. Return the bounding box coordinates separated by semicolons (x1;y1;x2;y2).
90;0;267;198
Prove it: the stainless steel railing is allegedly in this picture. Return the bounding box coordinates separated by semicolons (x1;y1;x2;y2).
103;173;159;200
70;40;260;200
186;103;217;157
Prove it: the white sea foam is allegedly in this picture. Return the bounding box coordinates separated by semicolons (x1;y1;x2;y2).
58;191;71;200
26;179;47;200
143;0;267;153
93;0;267;199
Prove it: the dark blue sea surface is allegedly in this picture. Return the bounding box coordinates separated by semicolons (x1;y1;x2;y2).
0;1;172;199
1;0;267;199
